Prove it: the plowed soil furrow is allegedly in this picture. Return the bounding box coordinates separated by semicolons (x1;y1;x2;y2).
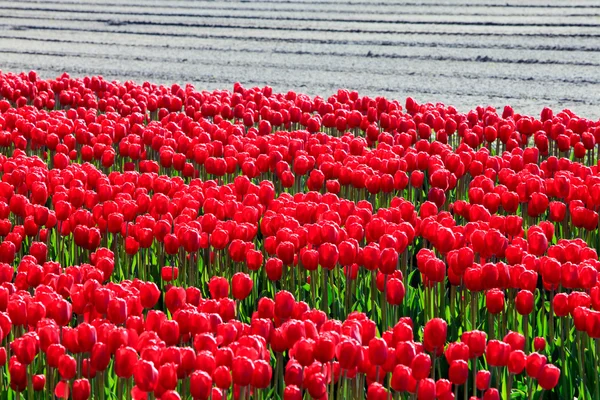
1;0;599;117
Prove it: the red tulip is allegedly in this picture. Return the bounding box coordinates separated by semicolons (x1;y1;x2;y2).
283;385;301;400
274;291;295;319
209;277;230;299
190;371;212;400
232;356;254;387
54;380;69;399
417;378;435;400
448;359;468;385
107;297;128;325
231;272;253;300
276;241;295;266
507;350;526;375
368;337;388;366
115;347;138;378
251;359;272;389
58;354;77;380
337;339;362;370
91;342;110;372
159;320;180;346
319;242;339;270
50;298;72;326
537;364;560;390
515;290;534;316
445;342;469;364
549;202;566;222
134;359;158;392
391;364;412;392
461;330;487;359
72;379;91;400
158;363;178;391
140;282;160;309
411;353;431;380
553;292;569;317
213;365;232;389
8;299;26;328
423;318;447;353
485;340;510;367
528;230;548;256
12;335;37;365
485;289;505;314
165;286;186;314
292;338;314;367
386;278;406;305
483;388;500;400
526;352;547;379
161;266;179;282
475;370;491;391
533;337;546;352
266;257;284;281
32;374;45;391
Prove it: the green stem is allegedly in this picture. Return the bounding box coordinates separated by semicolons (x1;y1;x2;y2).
117;377;124;400
370;270;377;323
432;351;436;381
472;358;478;398
524;315;529;353
382;276;388;331
323;268;329;314
27;363;33;400
471;291;477;330
549;291;555;342
577;331;585;397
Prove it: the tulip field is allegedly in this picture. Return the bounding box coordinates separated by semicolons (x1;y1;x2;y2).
3;70;600;400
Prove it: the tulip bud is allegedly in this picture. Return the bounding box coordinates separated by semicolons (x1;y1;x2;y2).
533;337;546;352
448;359;469;385
115;347;138;378
158;362;178;391
32;374;46;391
525;352;547;379
190;370;212;400
537;364;560;390
133;359;158;392
251;359;272;389
209;276;230;300
483;388;500;400
232;356;254;387
507;350;526;375
368;337;388;366
417;378;436;400
461;330;487;359
72;378;91;400
411;353;431;380
231;273;253;300
283;385;301;400
515;290;534;316
475;370;491;391
274;291;295;319
485;289;505;315
58;354;77;380
485;340;510;367
423;318;447;353
503;331;525;352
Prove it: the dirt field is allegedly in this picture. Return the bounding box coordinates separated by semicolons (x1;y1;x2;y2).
1;0;600;118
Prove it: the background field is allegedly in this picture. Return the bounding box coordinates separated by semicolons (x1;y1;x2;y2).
1;0;600;117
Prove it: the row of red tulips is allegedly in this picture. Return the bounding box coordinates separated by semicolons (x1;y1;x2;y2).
0;261;563;400
0;71;599;399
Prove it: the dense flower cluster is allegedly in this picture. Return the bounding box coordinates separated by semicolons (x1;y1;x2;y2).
0;70;598;399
